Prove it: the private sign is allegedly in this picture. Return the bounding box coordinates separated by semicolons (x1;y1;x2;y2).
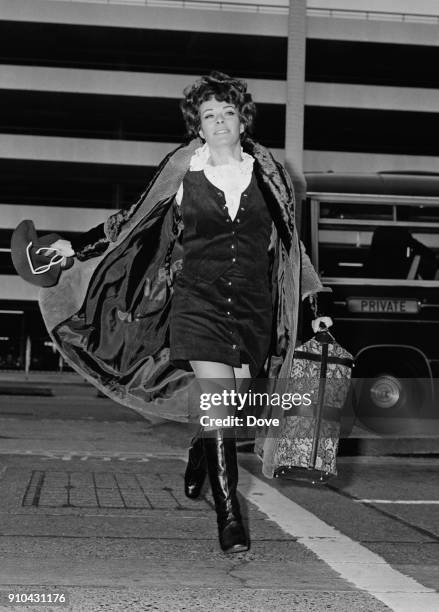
347;298;419;314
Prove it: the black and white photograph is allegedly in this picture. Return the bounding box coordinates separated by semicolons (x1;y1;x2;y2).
0;0;439;610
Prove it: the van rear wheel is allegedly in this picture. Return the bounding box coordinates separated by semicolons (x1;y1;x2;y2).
353;351;427;434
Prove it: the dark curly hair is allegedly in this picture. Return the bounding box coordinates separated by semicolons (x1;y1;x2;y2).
180;71;256;140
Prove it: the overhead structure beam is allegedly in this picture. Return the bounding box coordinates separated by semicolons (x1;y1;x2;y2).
284;0;307;229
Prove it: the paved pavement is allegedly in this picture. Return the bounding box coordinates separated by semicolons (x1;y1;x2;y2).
0;386;438;611
0;450;389;611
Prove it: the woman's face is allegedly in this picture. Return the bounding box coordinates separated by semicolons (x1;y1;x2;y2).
198;97;244;149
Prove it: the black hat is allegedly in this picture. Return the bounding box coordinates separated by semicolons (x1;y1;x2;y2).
10;220;74;288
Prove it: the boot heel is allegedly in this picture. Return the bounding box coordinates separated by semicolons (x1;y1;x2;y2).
220;518;248;554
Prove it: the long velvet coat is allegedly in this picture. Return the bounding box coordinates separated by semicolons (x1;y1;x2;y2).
39;137;326;476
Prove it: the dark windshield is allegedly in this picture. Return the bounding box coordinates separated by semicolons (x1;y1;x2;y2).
318;201;439;282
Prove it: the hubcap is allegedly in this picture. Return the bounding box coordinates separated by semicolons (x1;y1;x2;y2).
369;375;402;409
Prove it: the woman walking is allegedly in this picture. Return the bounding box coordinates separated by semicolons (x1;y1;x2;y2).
39;72;331;554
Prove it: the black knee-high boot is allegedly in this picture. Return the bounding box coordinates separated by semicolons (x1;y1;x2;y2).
184;432;207;499
203;429;249;553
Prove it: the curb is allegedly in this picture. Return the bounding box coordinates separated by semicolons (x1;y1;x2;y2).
0;385;53;396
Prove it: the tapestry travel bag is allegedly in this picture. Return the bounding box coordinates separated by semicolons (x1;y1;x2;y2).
272;328;354;484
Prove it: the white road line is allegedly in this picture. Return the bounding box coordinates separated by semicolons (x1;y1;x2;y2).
337;457;439;467
240;467;439;612
355;499;439;505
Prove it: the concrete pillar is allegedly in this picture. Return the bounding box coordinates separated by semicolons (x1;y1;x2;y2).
285;0;307;229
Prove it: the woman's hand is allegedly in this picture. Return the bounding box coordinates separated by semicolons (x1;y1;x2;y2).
49;239;75;258
311;316;333;334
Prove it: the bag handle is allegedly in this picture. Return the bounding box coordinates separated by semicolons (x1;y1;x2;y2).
315;322;335;345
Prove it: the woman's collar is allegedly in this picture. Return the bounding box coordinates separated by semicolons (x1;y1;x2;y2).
189;143;254;171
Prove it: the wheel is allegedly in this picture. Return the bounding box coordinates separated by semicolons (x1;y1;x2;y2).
353;351;427;434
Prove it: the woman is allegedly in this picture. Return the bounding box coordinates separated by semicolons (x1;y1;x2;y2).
46;72;331;554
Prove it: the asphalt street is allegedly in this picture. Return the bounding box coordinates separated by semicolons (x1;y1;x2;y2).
0;391;438;611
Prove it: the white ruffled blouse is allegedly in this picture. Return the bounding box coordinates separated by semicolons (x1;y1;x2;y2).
175;143;254;221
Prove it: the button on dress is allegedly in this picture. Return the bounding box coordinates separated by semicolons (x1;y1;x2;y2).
169;168;273;377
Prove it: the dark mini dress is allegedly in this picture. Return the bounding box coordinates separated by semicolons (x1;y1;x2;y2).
169;168;273;377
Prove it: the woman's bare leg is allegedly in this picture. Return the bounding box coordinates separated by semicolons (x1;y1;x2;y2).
233;363;255;444
233;363;251;393
191;360;236;379
191;360;237;429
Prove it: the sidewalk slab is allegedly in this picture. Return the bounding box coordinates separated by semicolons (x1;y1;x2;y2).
0;418;193;458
